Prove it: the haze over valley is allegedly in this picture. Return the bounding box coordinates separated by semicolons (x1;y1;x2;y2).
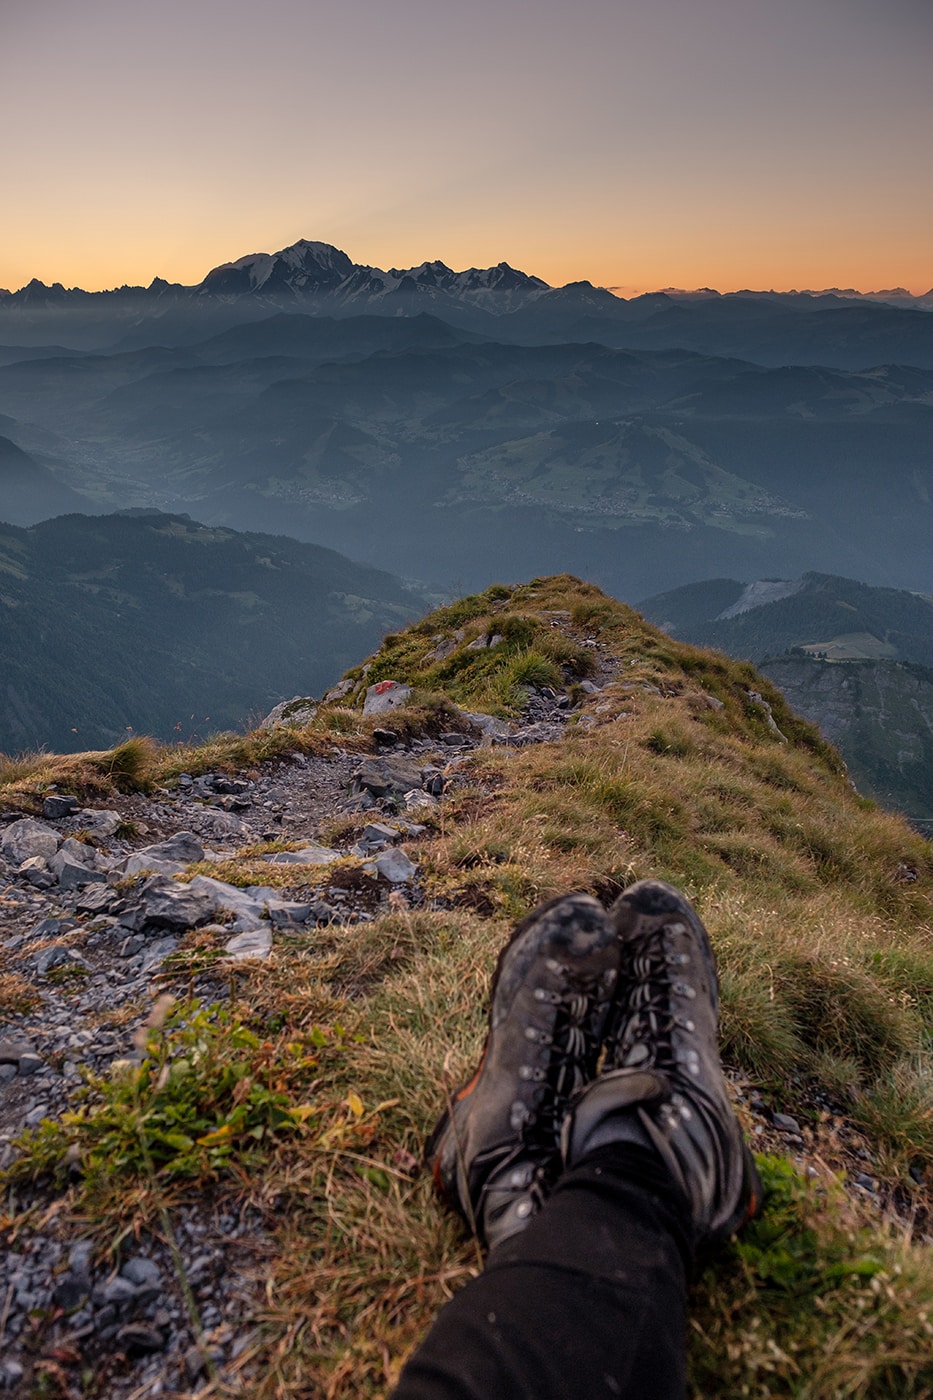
3;239;933;607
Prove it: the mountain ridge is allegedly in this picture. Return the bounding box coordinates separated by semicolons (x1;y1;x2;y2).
1;573;931;1397
0;509;428;754
3;237;931;311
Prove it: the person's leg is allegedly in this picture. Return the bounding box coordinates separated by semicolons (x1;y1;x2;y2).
394;1142;691;1400
397;881;761;1400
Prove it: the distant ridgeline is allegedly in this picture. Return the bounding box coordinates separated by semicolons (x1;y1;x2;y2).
0;510;427;754
3;239;933;605
639;572;933;820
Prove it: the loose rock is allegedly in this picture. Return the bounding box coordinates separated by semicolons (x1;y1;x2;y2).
352;756;424;799
362;680;412;715
369;848;417;884
2;817;60;864
223;927;273;960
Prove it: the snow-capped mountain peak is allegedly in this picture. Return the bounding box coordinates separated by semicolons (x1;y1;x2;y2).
195;240;552;314
199;240;356;297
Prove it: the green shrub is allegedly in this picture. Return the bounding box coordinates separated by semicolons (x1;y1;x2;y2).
5;998;332;1189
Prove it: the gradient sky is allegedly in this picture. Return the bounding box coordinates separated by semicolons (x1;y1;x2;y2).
3;0;932;295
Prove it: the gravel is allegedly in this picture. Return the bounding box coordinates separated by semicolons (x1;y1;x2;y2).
1;662;908;1392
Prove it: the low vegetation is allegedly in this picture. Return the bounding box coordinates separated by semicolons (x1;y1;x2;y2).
3;575;933;1397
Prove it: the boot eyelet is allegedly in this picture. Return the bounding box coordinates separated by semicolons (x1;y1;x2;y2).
519;1065;546;1081
510;1100;533;1130
524;1026;552;1044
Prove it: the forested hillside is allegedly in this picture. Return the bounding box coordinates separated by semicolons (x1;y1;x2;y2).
0;510;425;752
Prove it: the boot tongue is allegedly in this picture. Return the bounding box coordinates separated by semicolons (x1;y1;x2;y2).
561;1067;670;1163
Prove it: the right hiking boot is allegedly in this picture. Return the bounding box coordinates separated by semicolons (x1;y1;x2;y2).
561;879;761;1250
426;893;619;1253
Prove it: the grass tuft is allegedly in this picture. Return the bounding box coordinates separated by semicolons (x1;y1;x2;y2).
4;574;933;1396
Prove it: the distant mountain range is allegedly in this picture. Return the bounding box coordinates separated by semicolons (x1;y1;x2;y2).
3;238;931;318
630;284;933;310
0;510;425;754
2;238;933;360
2;238;933;608
638;572;933;819
638;572;933;667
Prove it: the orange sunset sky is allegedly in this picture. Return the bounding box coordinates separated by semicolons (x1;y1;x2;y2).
3;0;932;297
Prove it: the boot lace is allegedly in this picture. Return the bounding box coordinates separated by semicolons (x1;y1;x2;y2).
483;969;613;1206
614;929;696;1077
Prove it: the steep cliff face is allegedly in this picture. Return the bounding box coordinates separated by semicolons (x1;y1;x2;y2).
761;657;933;819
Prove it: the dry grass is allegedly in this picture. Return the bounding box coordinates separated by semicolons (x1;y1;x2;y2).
4;574;933;1397
0;736;161;809
0;968;42;1016
0;718;374;815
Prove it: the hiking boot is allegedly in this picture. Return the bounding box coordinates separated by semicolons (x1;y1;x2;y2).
561;879;761;1249
426;893;619;1252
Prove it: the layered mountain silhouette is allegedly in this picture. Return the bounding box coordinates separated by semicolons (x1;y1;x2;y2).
2;325;932;600
0;510;426;754
2;238;933;608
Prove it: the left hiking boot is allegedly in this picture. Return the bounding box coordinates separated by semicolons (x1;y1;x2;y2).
425;893;619;1252
561;879;762;1251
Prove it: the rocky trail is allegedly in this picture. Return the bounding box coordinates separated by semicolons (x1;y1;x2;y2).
0;647;619;1397
0;630;917;1397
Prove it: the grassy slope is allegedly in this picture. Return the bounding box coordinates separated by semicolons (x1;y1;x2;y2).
3;575;933;1397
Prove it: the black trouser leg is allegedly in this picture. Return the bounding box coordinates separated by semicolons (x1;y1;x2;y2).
393;1145;692;1400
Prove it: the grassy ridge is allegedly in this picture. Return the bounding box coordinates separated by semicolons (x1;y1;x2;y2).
3;575;933;1397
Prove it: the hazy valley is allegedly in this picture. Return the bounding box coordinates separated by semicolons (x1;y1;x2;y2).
2;240;933;605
